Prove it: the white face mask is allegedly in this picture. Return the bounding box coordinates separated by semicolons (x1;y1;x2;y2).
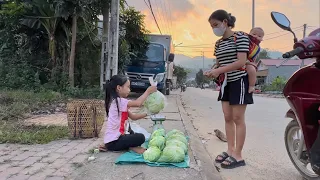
213;24;226;37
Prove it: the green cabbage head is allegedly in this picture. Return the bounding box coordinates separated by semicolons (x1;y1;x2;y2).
144;91;165;114
166;139;188;154
165;129;184;139
143;146;161;162
166;134;188;146
148;136;165;150
151;128;165;139
157;146;185;163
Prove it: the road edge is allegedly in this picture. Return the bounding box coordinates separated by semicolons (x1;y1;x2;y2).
176;94;222;180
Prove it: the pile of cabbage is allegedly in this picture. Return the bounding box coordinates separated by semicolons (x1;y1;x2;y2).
144;91;166;114
143;129;188;163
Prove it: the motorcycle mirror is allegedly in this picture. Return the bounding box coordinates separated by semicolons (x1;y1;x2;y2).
271;11;298;43
271;11;291;31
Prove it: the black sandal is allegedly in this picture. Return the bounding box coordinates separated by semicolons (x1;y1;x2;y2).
221;156;246;169
215;152;229;163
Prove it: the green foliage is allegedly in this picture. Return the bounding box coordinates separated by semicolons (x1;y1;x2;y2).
120;7;149;60
195;69;210;85
0;121;69;144
0;0;152;144
118;6;150;73
257;49;272;62
262;76;287;92
0;90;63;121
0;0;148;92
173;65;188;85
64;86;103;99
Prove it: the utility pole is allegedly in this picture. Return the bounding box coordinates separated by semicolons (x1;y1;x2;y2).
202;52;204;70
100;0;120;89
252;0;255;28
303;24;307;38
301;24;307;68
100;4;110;89
107;0;120;79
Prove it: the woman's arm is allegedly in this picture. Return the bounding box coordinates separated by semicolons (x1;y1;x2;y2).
128;111;147;120
214;33;249;74
211;62;220;69
215;52;247;74
127;86;157;108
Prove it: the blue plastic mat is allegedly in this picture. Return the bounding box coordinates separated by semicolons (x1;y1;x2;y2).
115;141;190;168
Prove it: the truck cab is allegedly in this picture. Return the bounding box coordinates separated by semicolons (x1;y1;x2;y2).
125;34;174;95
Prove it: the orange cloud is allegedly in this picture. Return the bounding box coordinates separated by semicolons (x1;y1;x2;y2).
127;0;320;58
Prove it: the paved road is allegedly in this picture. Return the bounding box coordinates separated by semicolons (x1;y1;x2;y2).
181;87;304;180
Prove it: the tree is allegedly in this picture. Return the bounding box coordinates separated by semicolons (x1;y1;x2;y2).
54;0;100;87
120;7;149;58
0;0;149;92
118;7;149;73
257;49;271;61
173;65;188;85
195;69;210;86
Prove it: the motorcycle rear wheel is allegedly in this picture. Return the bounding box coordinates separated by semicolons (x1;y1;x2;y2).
285;120;320;179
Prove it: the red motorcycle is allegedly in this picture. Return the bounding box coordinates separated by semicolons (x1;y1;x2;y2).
271;12;320;179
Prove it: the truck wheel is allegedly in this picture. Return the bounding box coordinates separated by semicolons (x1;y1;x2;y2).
160;88;166;95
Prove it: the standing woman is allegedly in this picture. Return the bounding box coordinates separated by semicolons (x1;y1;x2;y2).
204;9;253;169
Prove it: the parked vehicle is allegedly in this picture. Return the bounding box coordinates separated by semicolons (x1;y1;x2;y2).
181;84;186;92
126;34;174;95
271;11;320;179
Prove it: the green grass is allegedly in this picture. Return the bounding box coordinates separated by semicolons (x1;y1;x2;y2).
0;121;69;144
0;88;103;144
0;90;68;144
0;90;63;121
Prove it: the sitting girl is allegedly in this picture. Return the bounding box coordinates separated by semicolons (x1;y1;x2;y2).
100;75;157;154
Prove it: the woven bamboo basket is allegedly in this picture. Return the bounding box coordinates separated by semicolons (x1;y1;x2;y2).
67;99;105;138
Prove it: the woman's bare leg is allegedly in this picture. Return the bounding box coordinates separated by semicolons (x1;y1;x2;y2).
231;105;247;161
222;101;235;156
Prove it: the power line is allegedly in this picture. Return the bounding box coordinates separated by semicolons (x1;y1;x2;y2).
159;0;172;36
264;28;303;41
144;0;162;34
153;0;167;34
308;26;318;30
265;26;303;36
166;0;174;39
143;0;149;8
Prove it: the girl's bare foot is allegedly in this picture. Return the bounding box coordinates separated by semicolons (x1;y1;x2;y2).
130;147;146;154
99;144;107;152
248;86;255;93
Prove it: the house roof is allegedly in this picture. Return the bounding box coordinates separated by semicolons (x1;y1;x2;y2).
260;59;315;66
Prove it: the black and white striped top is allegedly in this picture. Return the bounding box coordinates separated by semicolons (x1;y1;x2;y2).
214;32;250;82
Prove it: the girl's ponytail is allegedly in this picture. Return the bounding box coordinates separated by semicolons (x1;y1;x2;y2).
104;80;112;116
104;75;128;117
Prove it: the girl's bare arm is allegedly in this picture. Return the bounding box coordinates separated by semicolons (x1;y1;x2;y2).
127;86;157;108
128;111;147;120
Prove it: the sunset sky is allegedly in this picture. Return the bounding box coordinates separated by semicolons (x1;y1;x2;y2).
126;0;320;58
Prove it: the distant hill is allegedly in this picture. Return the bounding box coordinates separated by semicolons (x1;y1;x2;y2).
173;54;215;79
